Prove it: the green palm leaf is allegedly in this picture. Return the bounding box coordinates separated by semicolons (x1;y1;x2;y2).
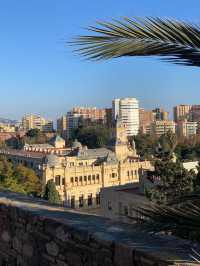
135;194;200;241
72;17;200;66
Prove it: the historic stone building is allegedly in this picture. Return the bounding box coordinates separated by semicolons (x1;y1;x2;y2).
0;119;152;209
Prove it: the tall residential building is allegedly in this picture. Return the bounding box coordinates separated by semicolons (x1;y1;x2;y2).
150;120;176;136
139;108;155;134
57;115;68;139
66;112;81;139
189;105;200;122
112;98;120;122
66;107;108;139
152;108;169;121
112;98;139;136
72;107;106;123
173;105;191;122
22;114;53;132
177;120;197;138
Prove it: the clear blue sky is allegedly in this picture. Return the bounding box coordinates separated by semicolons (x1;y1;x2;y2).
0;0;200;120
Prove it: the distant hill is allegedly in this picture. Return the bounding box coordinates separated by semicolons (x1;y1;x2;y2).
0;118;18;125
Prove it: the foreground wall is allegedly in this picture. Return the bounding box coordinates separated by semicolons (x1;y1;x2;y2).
0;191;197;266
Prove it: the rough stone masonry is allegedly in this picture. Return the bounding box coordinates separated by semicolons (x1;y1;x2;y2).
0;191;198;266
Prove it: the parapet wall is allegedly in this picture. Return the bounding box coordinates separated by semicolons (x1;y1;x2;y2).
0;191;197;266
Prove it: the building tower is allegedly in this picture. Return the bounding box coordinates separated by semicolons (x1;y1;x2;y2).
112;117;137;160
112;98;139;136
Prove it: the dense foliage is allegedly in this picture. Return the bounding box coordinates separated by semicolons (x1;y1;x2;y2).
0;156;41;195
73;125;111;148
43;180;61;204
146;160;195;204
133;132;200;162
6;129;52;149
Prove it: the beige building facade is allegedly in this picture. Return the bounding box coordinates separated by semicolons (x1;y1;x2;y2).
22;114;54;132
150;120;176;136
173;105;191;122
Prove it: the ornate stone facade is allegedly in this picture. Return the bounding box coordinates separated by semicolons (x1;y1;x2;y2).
0;121;152;209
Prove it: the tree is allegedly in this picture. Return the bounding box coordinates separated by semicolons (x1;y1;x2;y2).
14;164;42;195
73;17;200;67
73;125;111;148
0;156;41;196
133;134;157;159
26;129;40;138
147;160;194;204
43;180;61;204
156;131;177;159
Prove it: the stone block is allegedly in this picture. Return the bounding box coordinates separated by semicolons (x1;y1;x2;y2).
46;241;59;257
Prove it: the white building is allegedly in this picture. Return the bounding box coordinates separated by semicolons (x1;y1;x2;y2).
150;120;176;136
112;98;139;136
177;120;197;138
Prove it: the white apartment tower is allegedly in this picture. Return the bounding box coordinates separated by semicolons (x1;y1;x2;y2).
112;98;139;136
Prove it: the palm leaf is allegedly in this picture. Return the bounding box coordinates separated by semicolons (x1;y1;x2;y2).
72;17;200;66
134;194;200;241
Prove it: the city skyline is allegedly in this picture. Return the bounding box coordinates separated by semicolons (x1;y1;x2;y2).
1;0;200;120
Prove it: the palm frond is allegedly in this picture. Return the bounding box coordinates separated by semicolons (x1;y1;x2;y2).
72;17;200;67
135;195;200;241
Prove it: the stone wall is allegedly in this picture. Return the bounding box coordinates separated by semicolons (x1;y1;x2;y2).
0;191;198;266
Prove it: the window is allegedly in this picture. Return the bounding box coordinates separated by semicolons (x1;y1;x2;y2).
84;176;87;182
88;175;91;182
71;196;75;208
70;177;74;183
55;175;61;186
75;177;78;182
112;173;116;178
79;176;83;182
92;175;95;181
131;170;134;176
135;170;137;175
96;174;100;181
62;178;65;186
79;195;84;208
124;206;129;216
127;171;129;177
88;194;93;206
96;193;100;205
79;162;83;166
108;201;112;210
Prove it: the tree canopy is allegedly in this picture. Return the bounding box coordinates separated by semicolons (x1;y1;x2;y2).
73;125;111;148
0;156;41;195
43;180;61;204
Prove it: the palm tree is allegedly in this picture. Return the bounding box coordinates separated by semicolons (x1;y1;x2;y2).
73;17;200;67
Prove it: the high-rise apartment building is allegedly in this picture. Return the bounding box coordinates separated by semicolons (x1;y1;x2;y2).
65;107;107;139
72;107;106;123
112;98;139;136
57;115;68;139
22;114;53;132
139;108;155;134
189;105;200;122
173;105;191;122
177;120;197;138
150;120;176;136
